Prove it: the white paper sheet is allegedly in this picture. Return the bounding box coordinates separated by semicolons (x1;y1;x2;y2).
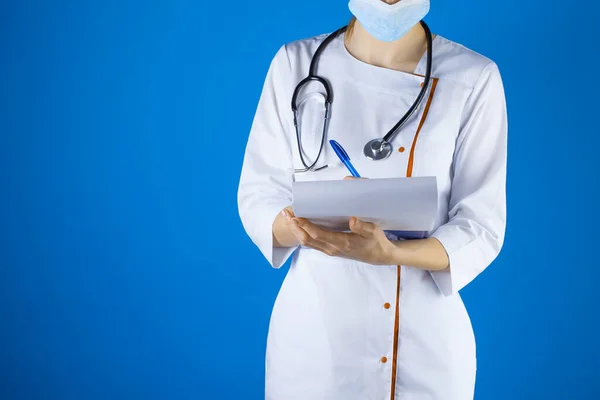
292;177;438;237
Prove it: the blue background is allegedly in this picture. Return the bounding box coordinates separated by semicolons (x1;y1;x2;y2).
1;0;598;399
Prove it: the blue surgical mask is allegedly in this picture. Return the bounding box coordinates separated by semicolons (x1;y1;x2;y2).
348;0;431;42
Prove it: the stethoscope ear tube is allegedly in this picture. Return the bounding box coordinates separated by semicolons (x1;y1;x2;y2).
308;26;348;77
292;92;331;172
379;20;433;146
291;27;345;172
291;76;333;113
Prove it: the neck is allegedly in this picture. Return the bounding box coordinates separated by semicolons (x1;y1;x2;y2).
344;20;432;74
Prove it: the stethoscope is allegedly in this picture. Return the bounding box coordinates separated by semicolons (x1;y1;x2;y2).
291;20;433;173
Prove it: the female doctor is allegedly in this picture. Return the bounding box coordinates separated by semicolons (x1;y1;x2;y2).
237;0;507;399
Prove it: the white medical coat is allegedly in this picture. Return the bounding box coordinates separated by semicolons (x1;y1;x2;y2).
237;32;507;400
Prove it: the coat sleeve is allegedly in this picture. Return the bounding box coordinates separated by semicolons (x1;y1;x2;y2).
237;45;297;269
429;61;508;296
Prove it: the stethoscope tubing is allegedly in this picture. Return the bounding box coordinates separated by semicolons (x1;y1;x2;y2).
291;21;433;171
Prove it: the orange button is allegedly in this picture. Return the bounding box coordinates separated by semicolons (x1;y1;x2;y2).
384;302;391;309
398;146;405;153
380;356;388;363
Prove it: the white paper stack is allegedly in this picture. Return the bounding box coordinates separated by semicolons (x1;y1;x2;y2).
292;177;438;238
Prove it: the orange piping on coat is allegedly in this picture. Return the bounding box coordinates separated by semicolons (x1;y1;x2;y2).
390;78;439;400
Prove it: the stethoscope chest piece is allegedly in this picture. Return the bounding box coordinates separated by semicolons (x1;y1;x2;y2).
363;138;393;161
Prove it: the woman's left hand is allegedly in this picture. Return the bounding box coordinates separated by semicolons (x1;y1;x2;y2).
287;174;396;265
288;215;396;265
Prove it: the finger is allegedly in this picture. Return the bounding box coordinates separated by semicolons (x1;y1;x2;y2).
349;217;378;237
302;237;335;256
281;207;295;221
289;221;337;255
290;220;330;248
293;218;345;246
289;221;312;244
293;218;351;257
286;206;295;218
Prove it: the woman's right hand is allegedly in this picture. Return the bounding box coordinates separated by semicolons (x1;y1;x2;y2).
273;206;300;248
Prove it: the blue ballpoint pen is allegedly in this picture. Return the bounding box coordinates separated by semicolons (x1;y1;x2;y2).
329;140;361;178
